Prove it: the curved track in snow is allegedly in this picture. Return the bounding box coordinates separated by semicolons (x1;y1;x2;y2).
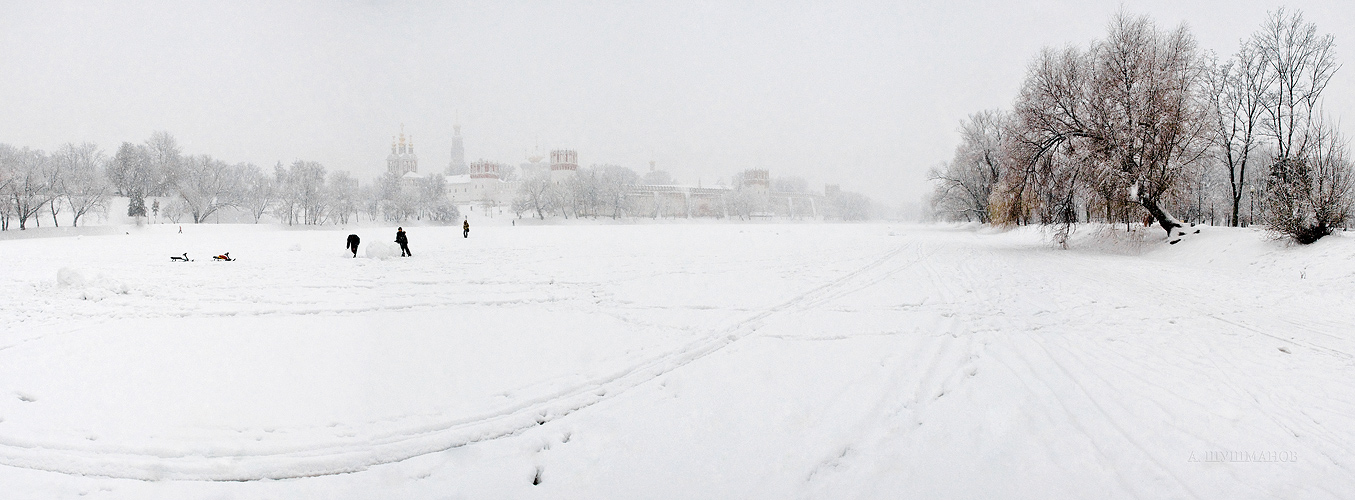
0;242;927;481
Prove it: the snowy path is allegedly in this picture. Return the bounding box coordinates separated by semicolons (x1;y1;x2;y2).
2;223;1353;498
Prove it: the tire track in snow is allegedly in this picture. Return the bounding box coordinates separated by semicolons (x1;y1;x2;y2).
0;242;926;481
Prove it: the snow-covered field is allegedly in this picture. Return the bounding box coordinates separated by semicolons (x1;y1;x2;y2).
2;221;1353;499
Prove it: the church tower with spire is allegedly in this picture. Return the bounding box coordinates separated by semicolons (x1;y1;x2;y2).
447;123;467;175
387;125;419;176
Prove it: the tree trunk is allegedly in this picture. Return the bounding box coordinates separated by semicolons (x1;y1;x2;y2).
1139;196;1183;236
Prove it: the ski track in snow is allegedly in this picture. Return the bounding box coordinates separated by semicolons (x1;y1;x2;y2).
3;224;1355;498
0;231;925;481
781;228;1355;499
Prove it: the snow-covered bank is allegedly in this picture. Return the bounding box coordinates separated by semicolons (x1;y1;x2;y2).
2;223;1352;498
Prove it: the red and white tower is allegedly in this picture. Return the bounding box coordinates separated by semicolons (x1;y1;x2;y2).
550;149;578;184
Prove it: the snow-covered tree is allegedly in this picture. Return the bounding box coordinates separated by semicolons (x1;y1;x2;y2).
1250;8;1352;242
930;110;1008;222
239;164;277;223
1207;44;1268;227
418;173;460;223
1;146;55;230
0;145;13;230
595;164;639;218
177;155;245;223
143;131;182;197
514;172;555;220
724;185;760;220
272;161;330;225
417;173;448;220
292;161;329;225
53;143;111;227
999;13;1212;236
1262;120;1354;242
328;170;361;224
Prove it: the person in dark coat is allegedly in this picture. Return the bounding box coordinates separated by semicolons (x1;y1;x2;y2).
346;234;361;257
463;218;470;238
396;227;411;257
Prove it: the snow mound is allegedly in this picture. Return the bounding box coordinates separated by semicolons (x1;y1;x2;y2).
56;268;85;287
57;267;129;301
365;241;399;259
1063;224;1151;254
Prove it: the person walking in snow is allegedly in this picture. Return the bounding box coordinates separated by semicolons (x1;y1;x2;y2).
395;227;411;257
463;218;470;239
346;234;361;258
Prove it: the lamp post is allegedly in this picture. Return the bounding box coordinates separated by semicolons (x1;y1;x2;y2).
1248;185;1256;227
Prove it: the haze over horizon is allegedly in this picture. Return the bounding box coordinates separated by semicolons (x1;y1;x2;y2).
3;0;1353;207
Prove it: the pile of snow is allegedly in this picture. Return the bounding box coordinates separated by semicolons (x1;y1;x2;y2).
56;267;129;301
56;268;85;287
364;241;399;259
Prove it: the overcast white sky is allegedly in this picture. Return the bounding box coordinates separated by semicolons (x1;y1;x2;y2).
2;0;1353;205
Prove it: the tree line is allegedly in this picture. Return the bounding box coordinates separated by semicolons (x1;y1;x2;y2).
2;133;881;229
0;132;468;230
929;8;1353;244
507;166;877;221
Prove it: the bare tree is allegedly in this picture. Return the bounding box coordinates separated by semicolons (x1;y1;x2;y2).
329;170;361;224
1262;118;1353;242
54;143;111;227
414;173;459;223
43;149;64;227
1249;8;1349;242
239;163;276;223
107;142;143;196
109;142;153;218
930;110;1008;222
2;147;55;230
1002;13;1212;238
724;181;766;220
595;164;639;218
177;155;245;223
0;144;19;231
1208;45;1270;226
290;161;329;225
272;162;299;225
572;169;600;218
514;172;555;220
143;131;182;197
1253;7;1339;161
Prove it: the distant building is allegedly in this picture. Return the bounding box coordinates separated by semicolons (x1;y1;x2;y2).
387;127;418;176
627;168;821;219
740;169;770;191
550;149;578;185
448;160;514;209
520;150;549;179
446;124;468;175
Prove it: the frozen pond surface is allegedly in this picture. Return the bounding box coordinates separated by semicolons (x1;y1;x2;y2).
2;222;1353;498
